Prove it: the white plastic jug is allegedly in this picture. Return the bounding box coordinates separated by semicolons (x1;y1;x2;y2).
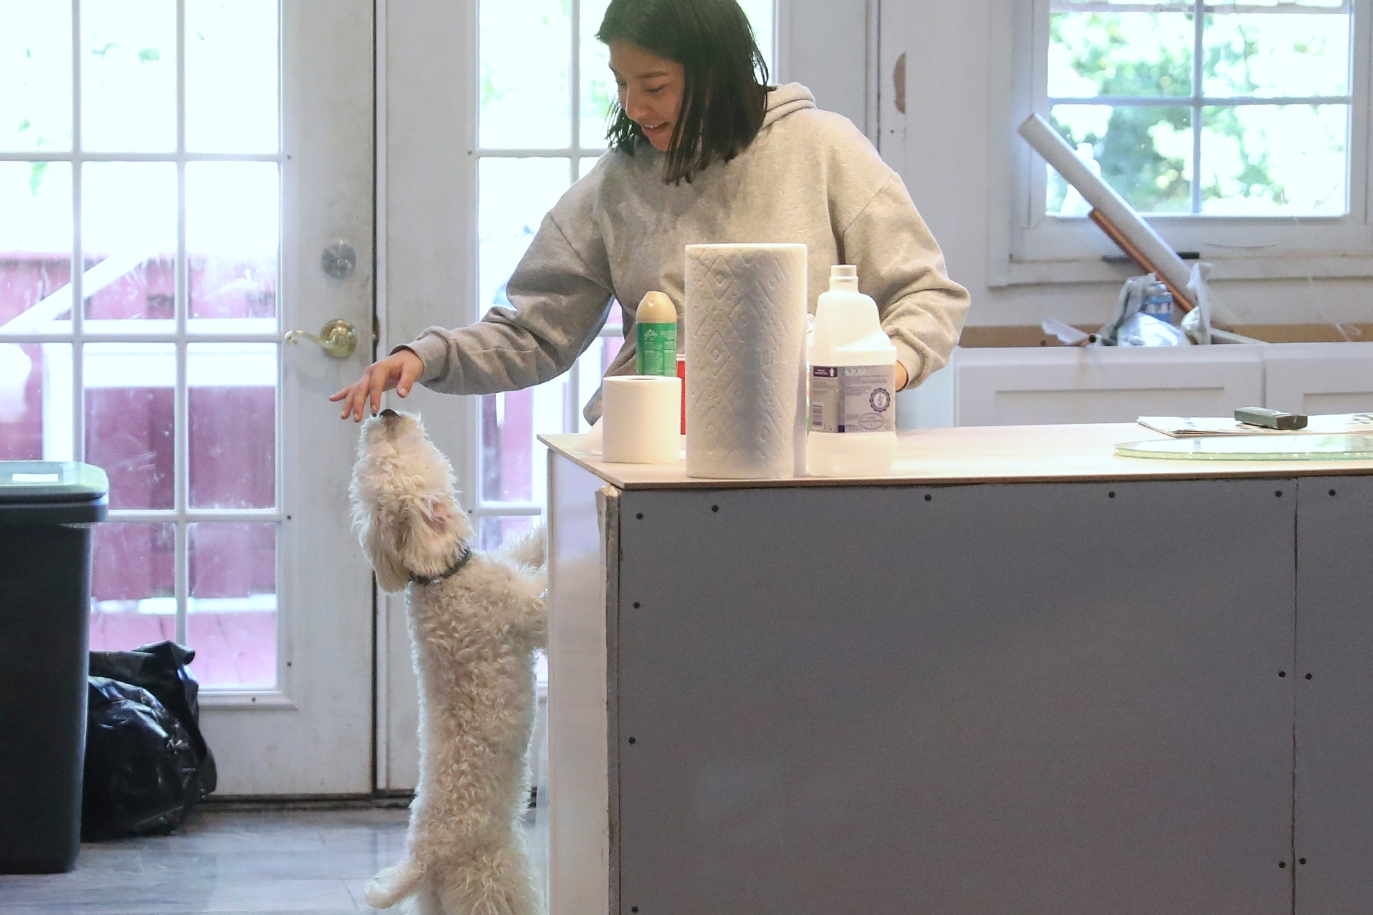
806;265;897;476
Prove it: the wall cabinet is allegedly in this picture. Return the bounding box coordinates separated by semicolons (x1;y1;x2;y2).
897;342;1373;429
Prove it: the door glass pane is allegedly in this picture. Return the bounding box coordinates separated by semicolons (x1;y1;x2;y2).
1203;12;1351;99
479;0;570;149
187;161;279;327
480;377;568;504
0;1;73;152
188;343;276;509
82;162;178;327
0;343;72;461
580;0;613;148
1200;104;1348;216
1048;104;1192;215
0;161;72;334
187;522;277;689
478;157;571;320
81;0;178;153
84;342;175;510
477;514;538;553
90;522;177;651
186;0;280;153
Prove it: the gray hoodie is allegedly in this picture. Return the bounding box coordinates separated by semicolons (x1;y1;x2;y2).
403;84;970;422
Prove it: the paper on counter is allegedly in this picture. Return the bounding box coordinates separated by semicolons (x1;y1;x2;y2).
1139;413;1373;437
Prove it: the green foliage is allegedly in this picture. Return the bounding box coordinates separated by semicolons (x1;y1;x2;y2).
29;162;48;197
139;48;160;62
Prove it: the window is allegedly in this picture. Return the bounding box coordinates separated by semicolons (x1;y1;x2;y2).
995;0;1373;283
0;0;283;687
472;0;775;544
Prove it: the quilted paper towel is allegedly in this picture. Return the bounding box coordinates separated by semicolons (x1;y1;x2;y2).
685;243;808;479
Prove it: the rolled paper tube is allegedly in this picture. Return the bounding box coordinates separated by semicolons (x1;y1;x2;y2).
1019;113;1197;311
601;375;683;464
1088;210;1195;312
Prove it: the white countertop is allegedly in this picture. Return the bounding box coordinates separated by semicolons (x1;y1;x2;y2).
541;423;1373;490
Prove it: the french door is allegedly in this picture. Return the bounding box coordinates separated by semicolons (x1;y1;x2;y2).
0;0;374;795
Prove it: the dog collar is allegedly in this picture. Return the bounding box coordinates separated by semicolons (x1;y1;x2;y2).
409;544;474;586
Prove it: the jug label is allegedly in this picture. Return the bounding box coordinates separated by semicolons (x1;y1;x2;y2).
810;364;895;433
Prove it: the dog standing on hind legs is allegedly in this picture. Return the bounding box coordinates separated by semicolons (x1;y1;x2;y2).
351;409;547;915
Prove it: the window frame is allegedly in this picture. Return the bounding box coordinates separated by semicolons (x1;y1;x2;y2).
989;0;1373;286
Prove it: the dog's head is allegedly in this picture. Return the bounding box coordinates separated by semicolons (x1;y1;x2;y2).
350;409;473;592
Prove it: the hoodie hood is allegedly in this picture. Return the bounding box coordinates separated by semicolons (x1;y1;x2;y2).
763;83;817;129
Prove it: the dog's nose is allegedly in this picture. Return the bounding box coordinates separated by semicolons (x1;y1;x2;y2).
379;408;400;421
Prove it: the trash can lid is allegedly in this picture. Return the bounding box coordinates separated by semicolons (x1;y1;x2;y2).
0;462;109;524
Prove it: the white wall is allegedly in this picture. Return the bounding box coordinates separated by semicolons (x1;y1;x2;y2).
883;0;1373;330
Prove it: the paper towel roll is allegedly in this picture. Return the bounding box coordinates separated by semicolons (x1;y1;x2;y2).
602;375;682;464
685;243;808;479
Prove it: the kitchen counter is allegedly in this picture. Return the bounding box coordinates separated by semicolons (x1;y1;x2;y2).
540;423;1373;915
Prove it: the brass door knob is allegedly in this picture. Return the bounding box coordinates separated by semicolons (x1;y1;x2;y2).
285;319;358;359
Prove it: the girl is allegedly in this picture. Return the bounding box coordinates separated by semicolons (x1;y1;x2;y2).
334;0;968;423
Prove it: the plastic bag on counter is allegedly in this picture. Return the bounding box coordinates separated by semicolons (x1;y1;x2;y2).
82;642;216;840
1115;312;1188;347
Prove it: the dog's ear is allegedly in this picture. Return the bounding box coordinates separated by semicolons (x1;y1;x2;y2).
421;497;449;533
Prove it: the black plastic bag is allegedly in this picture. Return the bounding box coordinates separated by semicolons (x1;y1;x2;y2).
81;678;200;840
82;642;216;840
88;641;216;794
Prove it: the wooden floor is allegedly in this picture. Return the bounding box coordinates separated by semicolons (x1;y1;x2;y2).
0;806;413;914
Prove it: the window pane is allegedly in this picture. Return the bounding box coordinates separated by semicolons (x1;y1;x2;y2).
480;0;570;148
187;161;279;326
736;0;776;75
188;343;276;509
579;155;602;180
90;522;177;652
187;522;277;689
1049;12;1194;98
1048;104;1192;215
84;342;175;510
0;1;73;152
1203;12;1351;99
479;158;572;320
186;0;280;153
81;0;177;153
0;162;72;334
0;343;72;461
580;0;614;149
1201;104;1348;216
82;162;178;327
477;514;538;553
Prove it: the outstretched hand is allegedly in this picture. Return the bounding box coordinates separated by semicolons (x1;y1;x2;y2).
330;349;425;422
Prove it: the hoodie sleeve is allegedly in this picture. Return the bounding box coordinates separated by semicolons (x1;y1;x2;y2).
396;191;615;396
836;163;970;390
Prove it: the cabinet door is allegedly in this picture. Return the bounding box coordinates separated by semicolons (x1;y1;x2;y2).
953;346;1265;426
1295;476;1373;914
1265;343;1373;416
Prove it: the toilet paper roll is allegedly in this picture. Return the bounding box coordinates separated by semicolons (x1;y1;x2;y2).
602;375;683;464
685;243;808;479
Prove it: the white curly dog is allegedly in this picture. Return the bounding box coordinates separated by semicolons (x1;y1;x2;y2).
351;409;547;915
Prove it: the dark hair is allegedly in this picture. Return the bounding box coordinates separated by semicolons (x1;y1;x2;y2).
597;0;770;185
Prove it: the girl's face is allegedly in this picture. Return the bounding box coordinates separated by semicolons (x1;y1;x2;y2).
608;41;685;152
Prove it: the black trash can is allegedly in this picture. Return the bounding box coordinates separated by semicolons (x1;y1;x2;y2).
0;461;108;874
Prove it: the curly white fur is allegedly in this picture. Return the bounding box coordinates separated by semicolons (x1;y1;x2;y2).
351;410;547;915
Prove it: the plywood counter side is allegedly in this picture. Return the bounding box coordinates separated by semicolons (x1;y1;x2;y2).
540;422;1373;490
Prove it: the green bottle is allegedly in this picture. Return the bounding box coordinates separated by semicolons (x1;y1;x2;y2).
635;291;678;376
